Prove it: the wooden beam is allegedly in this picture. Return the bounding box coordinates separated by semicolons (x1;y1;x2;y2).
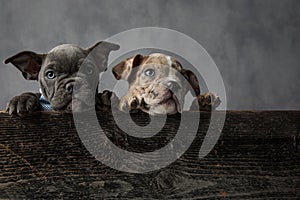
0;111;299;199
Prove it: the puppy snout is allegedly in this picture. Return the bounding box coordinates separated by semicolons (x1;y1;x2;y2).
164;81;180;92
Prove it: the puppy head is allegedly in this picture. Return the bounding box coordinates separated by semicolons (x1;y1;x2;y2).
113;53;200;115
4;41;119;112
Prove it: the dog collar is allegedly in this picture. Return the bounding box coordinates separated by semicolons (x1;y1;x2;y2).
39;90;53;110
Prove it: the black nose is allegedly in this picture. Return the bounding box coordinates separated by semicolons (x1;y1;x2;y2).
66;84;73;94
165;81;180;92
66;82;80;94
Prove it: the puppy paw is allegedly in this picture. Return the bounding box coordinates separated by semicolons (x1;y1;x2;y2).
6;92;41;117
118;96;135;112
96;90;120;111
190;92;221;111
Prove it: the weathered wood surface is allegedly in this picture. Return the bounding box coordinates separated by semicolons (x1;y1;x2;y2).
0;111;299;199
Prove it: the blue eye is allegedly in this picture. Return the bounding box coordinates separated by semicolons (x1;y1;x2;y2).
144;69;155;77
45;71;56;79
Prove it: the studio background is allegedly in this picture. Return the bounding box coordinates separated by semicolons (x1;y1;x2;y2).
1;0;299;110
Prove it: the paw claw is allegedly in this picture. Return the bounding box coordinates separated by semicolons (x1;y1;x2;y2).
190;92;221;111
6;93;40;116
200;92;221;111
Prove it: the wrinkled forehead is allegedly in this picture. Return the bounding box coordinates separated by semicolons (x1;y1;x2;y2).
141;54;184;75
44;44;87;64
144;53;173;66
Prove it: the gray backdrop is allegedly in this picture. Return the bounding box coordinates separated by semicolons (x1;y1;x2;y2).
0;0;299;110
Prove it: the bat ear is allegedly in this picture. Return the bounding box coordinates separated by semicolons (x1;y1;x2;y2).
112;54;145;80
4;51;45;80
86;41;120;71
183;69;200;96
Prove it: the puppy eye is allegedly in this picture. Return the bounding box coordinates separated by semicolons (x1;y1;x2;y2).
83;63;95;75
144;69;155;77
85;66;94;75
45;70;56;79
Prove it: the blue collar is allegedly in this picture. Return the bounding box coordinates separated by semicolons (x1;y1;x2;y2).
39;94;53;110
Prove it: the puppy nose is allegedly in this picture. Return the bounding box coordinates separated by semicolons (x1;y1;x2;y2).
66;84;73;94
165;81;180;92
66;82;81;94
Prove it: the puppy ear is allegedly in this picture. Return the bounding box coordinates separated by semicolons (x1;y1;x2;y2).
131;54;144;68
112;54;144;80
4;51;45;80
183;69;200;96
112;60;126;80
86;41;120;70
172;60;201;96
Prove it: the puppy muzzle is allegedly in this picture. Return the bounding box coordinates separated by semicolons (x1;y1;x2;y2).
50;79;96;112
137;84;183;114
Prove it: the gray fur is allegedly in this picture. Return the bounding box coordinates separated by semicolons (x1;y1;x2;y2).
4;41;119;116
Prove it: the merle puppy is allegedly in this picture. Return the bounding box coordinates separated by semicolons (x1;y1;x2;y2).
112;53;220;115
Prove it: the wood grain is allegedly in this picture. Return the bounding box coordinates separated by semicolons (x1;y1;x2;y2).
0;111;299;199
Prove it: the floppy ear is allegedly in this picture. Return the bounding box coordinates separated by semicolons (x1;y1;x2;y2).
4;51;45;80
183;69;200;96
112;54;144;80
112;60;126;80
172;60;201;96
86;41;120;71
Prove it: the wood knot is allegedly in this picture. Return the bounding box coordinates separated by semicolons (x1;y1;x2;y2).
151;170;215;195
152;171;179;191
